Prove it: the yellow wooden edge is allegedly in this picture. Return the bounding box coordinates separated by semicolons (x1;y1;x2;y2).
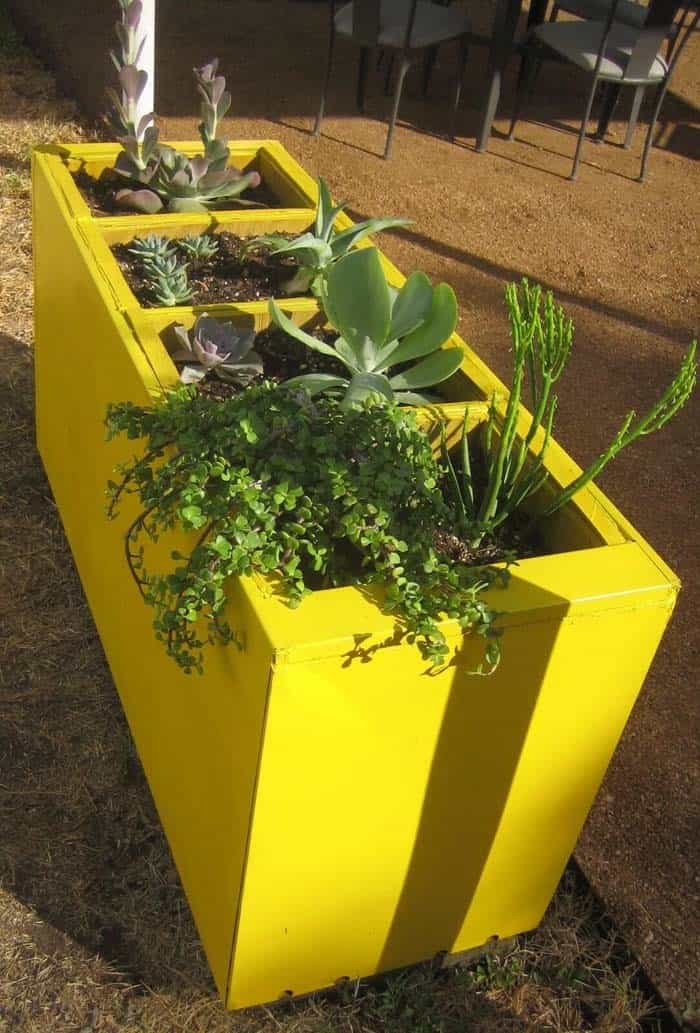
31;151;164;400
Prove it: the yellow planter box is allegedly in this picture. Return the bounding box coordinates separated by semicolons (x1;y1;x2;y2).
33;142;679;1011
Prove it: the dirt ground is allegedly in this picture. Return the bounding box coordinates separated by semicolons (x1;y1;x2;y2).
0;0;698;1029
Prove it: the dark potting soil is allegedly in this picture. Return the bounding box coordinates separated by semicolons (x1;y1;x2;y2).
113;231;309;305
433;517;545;567
72;167;280;217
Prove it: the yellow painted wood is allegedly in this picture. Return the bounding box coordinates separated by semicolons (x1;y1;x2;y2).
33;140;680;1011
230;572;673;1007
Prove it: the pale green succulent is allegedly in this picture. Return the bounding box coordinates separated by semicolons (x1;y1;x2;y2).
270;247;463;407
247;176;410;296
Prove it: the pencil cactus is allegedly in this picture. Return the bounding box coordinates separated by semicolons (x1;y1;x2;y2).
441;280;697;547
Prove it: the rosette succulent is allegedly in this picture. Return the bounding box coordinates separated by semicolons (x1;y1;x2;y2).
169;314;263;385
270;247;463;407
247;176;411;296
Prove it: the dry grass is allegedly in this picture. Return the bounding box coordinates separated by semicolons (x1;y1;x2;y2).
0;6;676;1031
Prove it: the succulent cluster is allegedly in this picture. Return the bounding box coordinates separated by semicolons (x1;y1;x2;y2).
107;2;260;213
169;314;263;385
246;177;410;296
144;254;193;306
127;232;176;264
126;233;220;306
177;233;220;267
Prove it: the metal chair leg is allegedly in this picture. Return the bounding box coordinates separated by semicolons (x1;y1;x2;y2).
357;47;370;112
571;74;601;180
624;85;645;149
450;37;469;141
423;45;438;97
593;82;620;142
314;20;336;137
639;81;667;181
385;55;411;159
508;47;540;140
384;53;396;95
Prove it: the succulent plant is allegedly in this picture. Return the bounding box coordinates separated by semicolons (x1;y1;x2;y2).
176;233;220;267
247;177;411;296
169;314;263;385
127;233;177;264
106;5;262;213
270;247;463;407
144;255;193;307
441;281;697;549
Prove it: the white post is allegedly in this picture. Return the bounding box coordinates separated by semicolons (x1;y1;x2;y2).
135;0;156;134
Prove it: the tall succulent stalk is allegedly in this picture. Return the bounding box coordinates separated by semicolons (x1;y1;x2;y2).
107;0;155;158
105;3;259;213
442;280;696;548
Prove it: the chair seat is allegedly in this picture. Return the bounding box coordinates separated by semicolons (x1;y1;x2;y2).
533;20;668;81
335;0;470;48
556;0;648;28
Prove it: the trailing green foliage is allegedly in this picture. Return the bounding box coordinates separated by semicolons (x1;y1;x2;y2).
169;314;263;385
442;280;697;547
106;3;260;213
270;247;463;407
106;385;503;674
246;176;410;296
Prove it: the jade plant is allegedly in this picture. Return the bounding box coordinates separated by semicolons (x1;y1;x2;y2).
269;247;463;407
246;176;411;296
442;280;697;548
106;385;503;674
107;2;260;212
168;314;263;385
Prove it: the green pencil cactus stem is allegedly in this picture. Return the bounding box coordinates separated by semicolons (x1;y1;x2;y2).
539;338;697;519
442;281;696;549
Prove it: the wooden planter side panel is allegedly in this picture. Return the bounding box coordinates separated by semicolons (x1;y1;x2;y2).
32;152;274;997
228;552;675;1009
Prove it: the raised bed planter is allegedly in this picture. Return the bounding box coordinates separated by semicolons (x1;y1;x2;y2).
33;141;679;1010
